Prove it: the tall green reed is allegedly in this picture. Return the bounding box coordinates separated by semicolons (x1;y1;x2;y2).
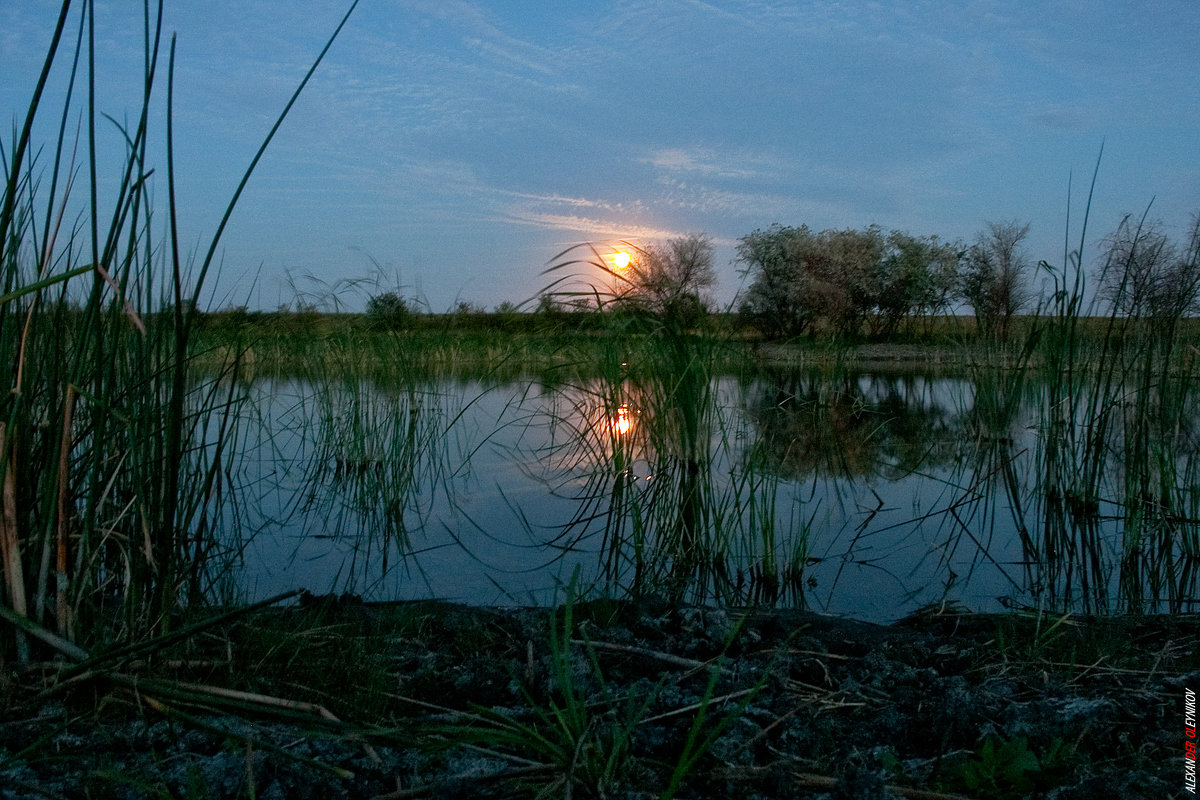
236;309;540;599
985;160;1200;613
0;1;357;652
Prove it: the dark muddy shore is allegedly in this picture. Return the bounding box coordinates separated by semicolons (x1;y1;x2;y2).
1;600;1195;799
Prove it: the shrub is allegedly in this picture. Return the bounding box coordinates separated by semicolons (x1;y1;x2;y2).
365;291;411;329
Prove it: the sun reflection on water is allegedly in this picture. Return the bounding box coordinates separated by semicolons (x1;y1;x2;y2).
612;403;633;436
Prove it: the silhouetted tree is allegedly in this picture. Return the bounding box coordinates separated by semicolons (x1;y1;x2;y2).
365;291;411;328
535;292;562;314
629;233;716;329
452;300;485;315
1097;214;1200;320
959;220;1031;340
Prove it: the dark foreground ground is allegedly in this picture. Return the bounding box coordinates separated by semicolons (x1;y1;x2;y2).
1;598;1196;799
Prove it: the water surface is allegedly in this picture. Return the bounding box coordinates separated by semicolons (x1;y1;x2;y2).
215;366;1200;621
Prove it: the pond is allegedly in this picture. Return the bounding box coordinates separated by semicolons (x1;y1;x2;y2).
213;359;1200;622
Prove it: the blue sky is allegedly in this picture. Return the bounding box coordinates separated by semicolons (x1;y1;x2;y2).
3;1;1198;311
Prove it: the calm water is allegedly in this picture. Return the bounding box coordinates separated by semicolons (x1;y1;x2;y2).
214;368;1200;622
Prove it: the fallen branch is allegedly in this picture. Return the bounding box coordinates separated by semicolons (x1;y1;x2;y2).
60;589;303;678
790;770;978;800
135;693;355;780
369;764;556;800
0;601;89;661
639;688;757;725
570;638;719;673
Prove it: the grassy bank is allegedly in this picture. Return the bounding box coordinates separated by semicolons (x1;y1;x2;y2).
187;309;1200;380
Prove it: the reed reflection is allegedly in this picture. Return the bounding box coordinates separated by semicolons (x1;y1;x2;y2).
531;337;810;607
291;378;457;573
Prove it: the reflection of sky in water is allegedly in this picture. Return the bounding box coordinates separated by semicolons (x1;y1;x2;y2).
215;373;1197;621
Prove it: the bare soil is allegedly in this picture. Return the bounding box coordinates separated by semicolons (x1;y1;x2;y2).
1;599;1195;799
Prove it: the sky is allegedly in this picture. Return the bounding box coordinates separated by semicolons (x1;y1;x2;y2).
3;0;1199;312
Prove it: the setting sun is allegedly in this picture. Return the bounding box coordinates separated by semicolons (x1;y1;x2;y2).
609;251;632;271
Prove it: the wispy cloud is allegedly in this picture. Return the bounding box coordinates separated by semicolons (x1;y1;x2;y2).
652;177;789;219
504;209;681;242
645;147;762;180
6;0;1195;311
395;0;564;79
498;186;678;239
500;191;631;213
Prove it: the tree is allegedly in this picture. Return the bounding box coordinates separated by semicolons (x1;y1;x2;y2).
737;224;890;338
534;293;558;314
623;233;716;330
868;232;961;336
736;225;877;337
452;300;485;315
736;224;814;338
959;220;1032;340
806;225;886;336
1097;214;1200;320
738;224;963;339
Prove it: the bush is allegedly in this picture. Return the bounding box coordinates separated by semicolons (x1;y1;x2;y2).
366;291;411;329
736;225;959;339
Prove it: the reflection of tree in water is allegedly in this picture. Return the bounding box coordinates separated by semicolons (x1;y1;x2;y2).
747;372;961;480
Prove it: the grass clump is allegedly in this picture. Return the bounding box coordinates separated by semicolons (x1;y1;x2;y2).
1024;174;1200;614
428;593;766;800
436;599;659;798
0;1;358;658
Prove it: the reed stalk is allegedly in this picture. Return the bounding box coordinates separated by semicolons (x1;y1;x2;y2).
535;245;809;605
1010;160;1200;613
0;1;357;657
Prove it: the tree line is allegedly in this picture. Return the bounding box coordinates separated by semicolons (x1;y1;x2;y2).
737;214;1200;340
355;212;1200;339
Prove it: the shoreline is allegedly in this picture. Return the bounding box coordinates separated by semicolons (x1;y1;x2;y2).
2;599;1194;798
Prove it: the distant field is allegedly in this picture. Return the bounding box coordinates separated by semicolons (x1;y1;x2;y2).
190;309;1200;378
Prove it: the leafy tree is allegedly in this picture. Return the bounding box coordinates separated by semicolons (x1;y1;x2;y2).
739;224;955;338
869;232;961;336
959;220;1032;340
808;225;886;336
736;224;820;338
